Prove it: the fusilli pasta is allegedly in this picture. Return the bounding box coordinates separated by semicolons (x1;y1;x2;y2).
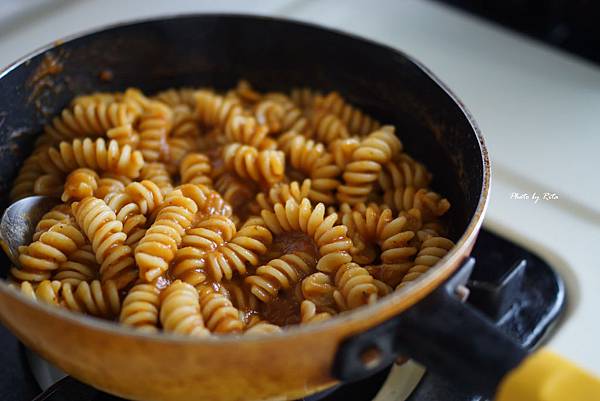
159;280;209;336
72;197;137;289
8;82;455;336
39;138;144;178
120;282;161;332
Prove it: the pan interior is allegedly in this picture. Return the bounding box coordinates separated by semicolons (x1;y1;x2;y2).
0;15;484;297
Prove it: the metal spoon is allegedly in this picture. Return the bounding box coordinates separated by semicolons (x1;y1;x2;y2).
1;196;69;392
0;196;61;267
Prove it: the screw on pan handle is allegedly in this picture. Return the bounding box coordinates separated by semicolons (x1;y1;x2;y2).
332;257;528;398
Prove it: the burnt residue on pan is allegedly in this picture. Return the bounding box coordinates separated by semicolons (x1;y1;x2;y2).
0;50;68;200
26;50;67;117
98;69;114;82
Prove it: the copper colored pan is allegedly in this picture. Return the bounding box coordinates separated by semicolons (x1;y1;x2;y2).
1;14;592;401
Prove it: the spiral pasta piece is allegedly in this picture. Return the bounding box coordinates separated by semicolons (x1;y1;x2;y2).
119;282;161;332
138;101;173;162
301;272;336;309
9;154;44;201
225;114;272;148
33;134;55;151
195;90;242;128
39;138;144;178
106;124;140;149
355;126;401;159
244;320;282;335
260;198;353;274
141;184;225;281
222;281;259;315
154;88;197;108
171;216;236;287
71;92;120;107
62;168;99;202
278;131;325;170
11;280;62;305
135;189;197;282
139;162;173;195
198;285;244;333
253;179;311;214
62;280;121;318
72;197;137;289
178;183;232;219
379;154;431;191
263;92;293;105
343;203;418;265
171;104;201;138
290;87;321;109
94;173;131;199
396;237;454;289
197;215;238;240
214;172;257;218
104;191;147;248
159;280;209;336
311;110;349;145
253;99;284;133
280;103;311;134
384;187;451;222
161;137;196;174
232;80;262;105
278;132;340;204
52;244;99;285
43;101;137;143
127;180;164;215
204;219;273;282
379;213;418;265
33;173;63;197
313;91;380;136
32;204;73;241
170;246;208;288
13;221;86;283
122;88;153;115
245;251;316;303
300;300;332;324
337;126;402;205
166;136;197;173
366;263;414;289
10;152;49;202
329;137;360;170
374;279;393;298
342;204;393;264
333;262;378;310
180;153;212;186
197;127;229;152
223;143;285;186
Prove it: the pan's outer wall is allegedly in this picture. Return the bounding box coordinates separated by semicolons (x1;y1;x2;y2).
0;15;488;401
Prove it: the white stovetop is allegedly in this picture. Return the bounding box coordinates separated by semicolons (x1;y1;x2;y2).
1;0;598;376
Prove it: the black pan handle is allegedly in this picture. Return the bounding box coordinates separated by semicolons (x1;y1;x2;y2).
332;257;527;399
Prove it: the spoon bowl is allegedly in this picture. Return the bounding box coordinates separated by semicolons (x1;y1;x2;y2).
0;196;61;268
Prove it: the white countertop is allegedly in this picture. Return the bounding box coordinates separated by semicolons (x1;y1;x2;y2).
1;0;598;376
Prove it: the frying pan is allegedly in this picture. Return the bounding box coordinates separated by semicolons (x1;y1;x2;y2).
0;14;596;401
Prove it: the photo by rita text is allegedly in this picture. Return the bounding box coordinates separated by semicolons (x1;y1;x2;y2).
510;192;559;204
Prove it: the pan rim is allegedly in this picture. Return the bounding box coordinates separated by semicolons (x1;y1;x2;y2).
0;12;491;345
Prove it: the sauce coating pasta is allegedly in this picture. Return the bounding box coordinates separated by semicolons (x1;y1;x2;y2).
7;82;453;335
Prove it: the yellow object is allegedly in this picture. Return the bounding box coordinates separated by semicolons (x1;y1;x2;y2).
496;349;600;401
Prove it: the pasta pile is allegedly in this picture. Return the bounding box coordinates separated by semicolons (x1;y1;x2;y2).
6;81;452;336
